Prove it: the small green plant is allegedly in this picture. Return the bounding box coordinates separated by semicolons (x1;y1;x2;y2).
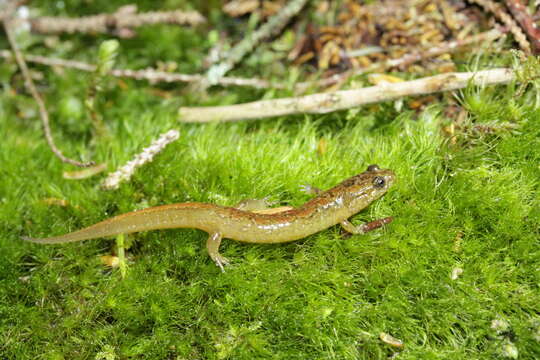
116;233;127;279
85;39;120;137
511;50;540;106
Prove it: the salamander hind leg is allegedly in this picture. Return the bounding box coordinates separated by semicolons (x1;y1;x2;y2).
206;232;230;272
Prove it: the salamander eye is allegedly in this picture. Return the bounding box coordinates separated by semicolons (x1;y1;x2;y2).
373;176;385;188
367;164;380;172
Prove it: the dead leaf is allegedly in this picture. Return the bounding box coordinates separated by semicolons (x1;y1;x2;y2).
317;138;328;155
368;73;404;85
100;255;120;268
450;267;463;280
63;163;107;180
41;198;69;207
223;0;259;17
380;332;404;348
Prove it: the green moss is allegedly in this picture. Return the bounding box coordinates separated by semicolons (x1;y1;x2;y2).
2;93;539;358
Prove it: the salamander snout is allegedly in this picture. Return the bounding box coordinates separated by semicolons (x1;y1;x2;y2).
346;166;396;210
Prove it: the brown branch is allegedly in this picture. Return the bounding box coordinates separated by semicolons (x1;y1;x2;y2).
0;50;276;89
468;0;531;53
2;19;93;167
504;0;540;53
178;68;515;122
28;5;205;38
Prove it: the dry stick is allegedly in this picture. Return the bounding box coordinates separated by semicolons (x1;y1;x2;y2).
102;130;180;190
0;50;275;89
504;0;540;52
2;20;93;167
468;0;531;53
178;68;515;123
297;28;506;91
28;6;205;37
206;0;308;82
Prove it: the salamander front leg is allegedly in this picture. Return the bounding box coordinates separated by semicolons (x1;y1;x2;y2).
340;217;394;234
206;232;229;272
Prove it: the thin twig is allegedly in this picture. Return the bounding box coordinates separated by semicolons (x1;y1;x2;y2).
2;18;93;167
112;67;274;88
469;0;531;53
101;130;180;190
0;50;276;89
178;68;515;122
28;5;205;38
206;0;309;83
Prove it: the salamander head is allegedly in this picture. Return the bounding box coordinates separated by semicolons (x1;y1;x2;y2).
342;164;395;210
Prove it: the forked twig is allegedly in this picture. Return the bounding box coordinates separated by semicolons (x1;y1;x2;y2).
2;17;93;167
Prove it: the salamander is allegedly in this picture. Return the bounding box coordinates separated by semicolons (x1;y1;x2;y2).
23;164;395;271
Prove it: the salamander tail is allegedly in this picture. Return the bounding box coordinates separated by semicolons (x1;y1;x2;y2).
20;234;84;244
21;235;55;244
